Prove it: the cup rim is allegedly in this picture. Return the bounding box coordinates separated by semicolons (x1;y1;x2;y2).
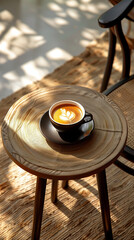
49;100;85;126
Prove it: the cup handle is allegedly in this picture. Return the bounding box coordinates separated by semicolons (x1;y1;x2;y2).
83;112;93;123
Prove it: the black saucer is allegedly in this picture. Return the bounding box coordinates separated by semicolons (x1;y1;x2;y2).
39;111;94;145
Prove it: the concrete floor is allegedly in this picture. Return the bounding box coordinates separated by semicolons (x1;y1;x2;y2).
0;0;110;100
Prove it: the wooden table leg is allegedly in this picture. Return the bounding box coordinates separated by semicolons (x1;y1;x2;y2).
32;177;47;240
51;180;68;203
62;180;68;189
51;180;58;203
96;170;113;240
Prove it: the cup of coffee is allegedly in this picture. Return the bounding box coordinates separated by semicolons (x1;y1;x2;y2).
49;100;93;132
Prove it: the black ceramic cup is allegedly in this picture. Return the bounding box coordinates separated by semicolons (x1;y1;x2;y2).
49;100;93;132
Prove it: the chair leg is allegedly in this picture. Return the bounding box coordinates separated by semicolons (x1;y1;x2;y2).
100;28;116;92
32;177;47;240
96;170;113;240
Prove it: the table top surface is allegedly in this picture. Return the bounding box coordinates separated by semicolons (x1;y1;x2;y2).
2;85;127;180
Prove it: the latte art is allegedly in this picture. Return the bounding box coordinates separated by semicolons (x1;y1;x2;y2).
52;104;83;124
59;109;75;122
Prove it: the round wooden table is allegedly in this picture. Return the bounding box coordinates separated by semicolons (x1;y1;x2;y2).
1;86;127;240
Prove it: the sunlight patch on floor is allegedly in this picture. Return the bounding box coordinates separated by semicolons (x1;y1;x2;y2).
46;48;72;61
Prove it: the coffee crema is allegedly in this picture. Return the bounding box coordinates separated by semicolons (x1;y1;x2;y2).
52;104;83;124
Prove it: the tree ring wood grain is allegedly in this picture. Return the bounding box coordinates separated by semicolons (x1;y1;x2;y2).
1;85;127;180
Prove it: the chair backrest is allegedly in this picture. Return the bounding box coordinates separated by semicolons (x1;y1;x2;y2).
109;0;134;20
109;0;134;49
98;0;134;91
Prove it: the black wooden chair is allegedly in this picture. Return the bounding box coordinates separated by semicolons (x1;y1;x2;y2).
98;0;134;175
52;0;134;204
